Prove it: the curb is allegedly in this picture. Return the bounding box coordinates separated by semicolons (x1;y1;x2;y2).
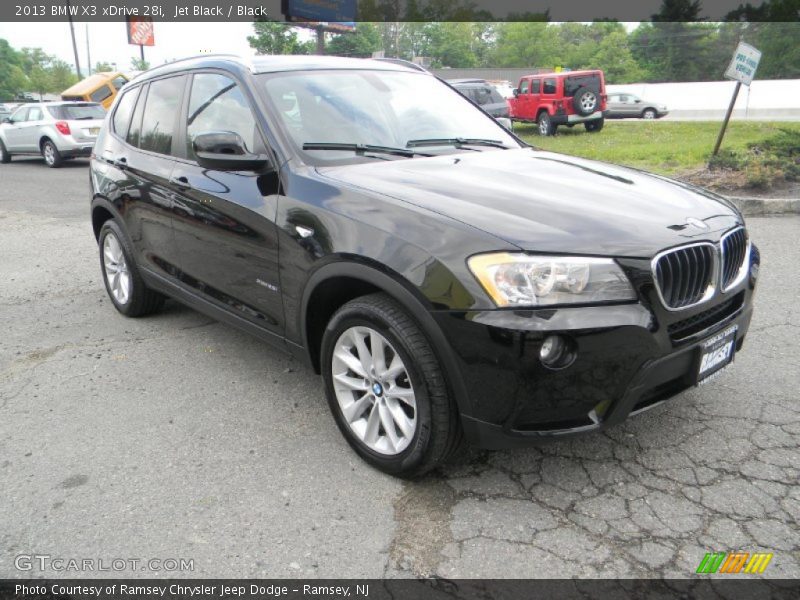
726;196;800;217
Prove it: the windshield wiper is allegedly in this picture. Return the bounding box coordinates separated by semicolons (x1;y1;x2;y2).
302;142;432;158
406;137;510;150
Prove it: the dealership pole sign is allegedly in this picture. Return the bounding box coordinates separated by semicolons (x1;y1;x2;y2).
127;15;154;63
724;42;761;87
713;41;761;156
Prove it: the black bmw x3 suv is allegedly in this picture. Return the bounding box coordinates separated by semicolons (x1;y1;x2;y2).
90;55;758;477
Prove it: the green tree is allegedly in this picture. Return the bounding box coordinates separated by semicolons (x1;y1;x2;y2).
95;61;115;72
588;30;645;83
247;22;313;55
130;57;150;70
327;23;381;57
48;59;78;92
0;39;28;101
489;22;562;68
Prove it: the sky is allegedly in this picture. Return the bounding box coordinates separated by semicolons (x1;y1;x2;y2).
0;21;641;77
0;21;258;75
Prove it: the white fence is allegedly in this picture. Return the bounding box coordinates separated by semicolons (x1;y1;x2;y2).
607;79;800;121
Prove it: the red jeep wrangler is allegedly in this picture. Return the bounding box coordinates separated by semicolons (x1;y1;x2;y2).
509;70;608;136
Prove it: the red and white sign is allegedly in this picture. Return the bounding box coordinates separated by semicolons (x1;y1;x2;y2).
127;17;155;47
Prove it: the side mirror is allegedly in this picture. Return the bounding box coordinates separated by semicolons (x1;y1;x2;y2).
192;131;270;171
634;98;641;103
1;118;11;124
512;88;519;97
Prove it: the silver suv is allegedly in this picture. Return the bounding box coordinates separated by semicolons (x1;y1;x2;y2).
0;102;105;167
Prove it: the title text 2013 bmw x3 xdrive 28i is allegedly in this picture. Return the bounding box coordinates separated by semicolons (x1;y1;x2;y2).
90;56;759;477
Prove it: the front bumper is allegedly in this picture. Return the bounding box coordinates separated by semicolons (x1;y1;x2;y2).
433;248;759;449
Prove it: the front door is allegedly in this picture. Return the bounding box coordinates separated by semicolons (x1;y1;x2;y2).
169;72;284;336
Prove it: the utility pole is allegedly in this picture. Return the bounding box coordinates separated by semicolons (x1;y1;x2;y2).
315;26;325;54
85;24;91;76
66;0;82;78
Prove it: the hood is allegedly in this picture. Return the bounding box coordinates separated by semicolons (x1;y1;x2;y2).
317;148;741;257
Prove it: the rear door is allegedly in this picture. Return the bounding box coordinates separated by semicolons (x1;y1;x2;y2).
168;71;284;335
529;78;542;117
103;75;185;276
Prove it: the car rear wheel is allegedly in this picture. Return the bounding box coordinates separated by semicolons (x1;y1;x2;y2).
98;220;165;317
585;118;604;133
0;140;10;163
538;112;556;136
41;140;63;168
321;293;461;477
642;108;657;119
573;87;598;116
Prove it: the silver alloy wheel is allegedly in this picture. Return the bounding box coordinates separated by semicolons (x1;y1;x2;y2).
580;93;597;112
102;232;132;305
643;109;656;119
331;326;417;455
539;116;549;135
43;143;55;165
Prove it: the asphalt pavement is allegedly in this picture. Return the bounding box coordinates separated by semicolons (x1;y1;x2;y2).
1;156;798;579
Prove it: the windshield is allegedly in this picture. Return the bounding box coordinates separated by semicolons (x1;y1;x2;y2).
47;104;106;120
258;70;520;165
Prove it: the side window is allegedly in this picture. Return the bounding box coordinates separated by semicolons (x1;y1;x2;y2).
112;87;140;139
519;79;529;94
531;79;541;94
139;76;184;155
543;79;557;94
27;107;43;121
91;86;113;104
475;87;492;105
127;84;146;147
10;107;27;122
111;76;128;91
186;73;260;159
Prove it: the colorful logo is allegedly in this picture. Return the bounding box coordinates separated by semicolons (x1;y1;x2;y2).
696;551;773;574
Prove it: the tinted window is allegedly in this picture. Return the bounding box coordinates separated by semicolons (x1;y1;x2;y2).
112;89;140;138
187;73;258;158
531;79;541;94
126;84;146;147
519;80;529;94
10;107;27;122
111;76;128;91
90;86;113;103
48;104;106;120
28;107;44;121
564;74;602;96
139;76;184;155
543;79;557;94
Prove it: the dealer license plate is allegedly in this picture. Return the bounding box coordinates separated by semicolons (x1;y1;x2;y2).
696;324;737;384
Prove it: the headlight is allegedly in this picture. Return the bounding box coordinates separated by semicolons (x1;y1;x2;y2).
467;253;636;307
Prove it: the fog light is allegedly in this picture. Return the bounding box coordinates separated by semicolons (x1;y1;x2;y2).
539;334;576;369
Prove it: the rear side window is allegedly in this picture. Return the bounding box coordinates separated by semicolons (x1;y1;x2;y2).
531;80;541;94
139;76;184;155
542;79;557;94
48;104;106;120
90;86;113;104
112;89;140;139
186;73;260;158
126;85;146;147
564;74;602;96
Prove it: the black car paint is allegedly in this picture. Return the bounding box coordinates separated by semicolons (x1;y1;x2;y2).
90;56;758;448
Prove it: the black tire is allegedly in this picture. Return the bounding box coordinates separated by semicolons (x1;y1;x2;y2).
573;87;599;116
537;111;556;136
320;293;462;478
585;118;604;133
98;219;165;317
642;108;657;120
41;139;63;168
0;139;10;163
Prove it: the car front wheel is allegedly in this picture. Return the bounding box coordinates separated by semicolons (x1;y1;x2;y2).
321;293;461;477
98;220;165;317
538;112;556;136
0;139;10;163
41;140;63;168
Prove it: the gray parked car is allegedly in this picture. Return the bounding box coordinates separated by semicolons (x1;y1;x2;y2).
0;101;105;167
607;93;668;120
448;79;510;119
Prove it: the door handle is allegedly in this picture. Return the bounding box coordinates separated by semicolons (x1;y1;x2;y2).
170;176;191;190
